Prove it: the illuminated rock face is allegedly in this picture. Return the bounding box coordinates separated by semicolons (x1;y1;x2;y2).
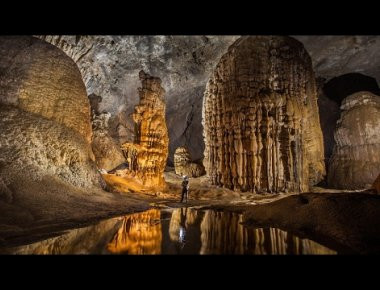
0;36;92;144
174;146;205;177
107;209;162;254
328;92;380;189
0;36;102;189
203;36;325;193
120;71;169;190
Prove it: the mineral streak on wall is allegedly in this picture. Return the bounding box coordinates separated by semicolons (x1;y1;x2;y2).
107;209;162;254
202;36;325;193
121;71;169;190
328;92;380;189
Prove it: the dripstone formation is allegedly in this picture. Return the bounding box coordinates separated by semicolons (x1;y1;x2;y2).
120;71;169;190
328;92;380;189
174;146;205;177
203;36;325;193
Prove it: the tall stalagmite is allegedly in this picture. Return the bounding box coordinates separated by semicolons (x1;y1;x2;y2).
120;71;169;190
203;36;325;193
328;92;380;189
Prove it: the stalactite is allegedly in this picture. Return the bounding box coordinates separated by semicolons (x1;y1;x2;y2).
202;36;325;193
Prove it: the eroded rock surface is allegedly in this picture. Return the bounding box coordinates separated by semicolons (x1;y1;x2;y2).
119;71;169;190
328;92;380;189
0;36;101;190
91;113;125;171
203;36;325;193
0;36;92;144
174;146;205;177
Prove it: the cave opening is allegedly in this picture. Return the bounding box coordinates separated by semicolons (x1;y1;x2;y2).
323;73;380;105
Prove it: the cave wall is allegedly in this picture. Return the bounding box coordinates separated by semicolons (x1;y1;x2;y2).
203;36;325;193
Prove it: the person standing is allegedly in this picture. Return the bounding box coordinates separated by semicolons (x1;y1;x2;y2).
180;175;189;203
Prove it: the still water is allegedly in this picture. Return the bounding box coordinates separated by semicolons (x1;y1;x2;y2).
0;208;336;255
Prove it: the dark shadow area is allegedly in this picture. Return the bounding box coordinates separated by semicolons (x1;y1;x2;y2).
323;73;380;104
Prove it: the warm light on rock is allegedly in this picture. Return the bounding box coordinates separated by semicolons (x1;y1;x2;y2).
203;36;325;193
107;209;162;254
117;71;169;191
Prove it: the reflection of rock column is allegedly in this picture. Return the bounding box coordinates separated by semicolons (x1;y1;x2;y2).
200;211;245;254
121;70;169;190
107;209;162;254
198;210;336;255
169;208;199;242
202;36;325;193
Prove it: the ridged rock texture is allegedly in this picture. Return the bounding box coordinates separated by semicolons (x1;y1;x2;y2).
174;146;205;177
37;35;380;166
328;92;380;189
120;71;169;190
0;36;92;144
0;36;102;191
203;36;325;193
91;112;125;171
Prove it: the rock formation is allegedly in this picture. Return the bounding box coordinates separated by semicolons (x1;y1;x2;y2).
119;71;169;190
203;36;325;193
0;36;101;190
174;146;205;177
40;35;380;165
91;112;125;171
0;36;92;144
328;92;380;189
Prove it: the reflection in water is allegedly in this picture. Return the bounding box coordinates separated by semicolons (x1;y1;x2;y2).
107;209;162;254
0;208;337;255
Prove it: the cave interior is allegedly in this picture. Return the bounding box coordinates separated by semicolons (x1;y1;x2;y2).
0;35;380;255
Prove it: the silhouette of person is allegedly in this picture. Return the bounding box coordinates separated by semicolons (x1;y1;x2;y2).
180;175;189;203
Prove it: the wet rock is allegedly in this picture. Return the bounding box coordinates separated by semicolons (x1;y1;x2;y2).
328;91;380;189
203;36;325;193
174;146;205;177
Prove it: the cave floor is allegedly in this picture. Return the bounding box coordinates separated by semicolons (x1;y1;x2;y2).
1;171;379;254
